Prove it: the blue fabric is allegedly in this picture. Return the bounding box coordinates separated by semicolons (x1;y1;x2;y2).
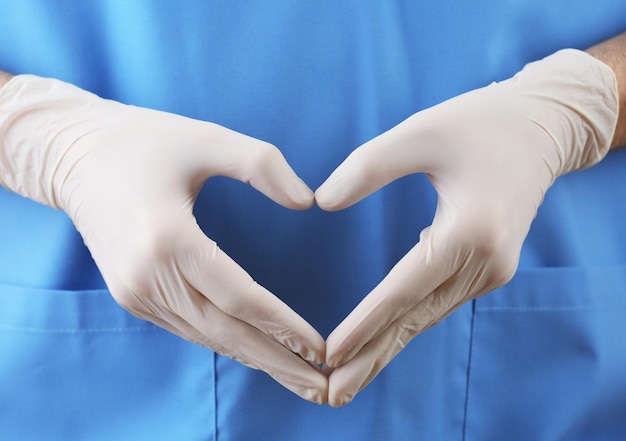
0;284;215;440
1;1;626;440
470;265;626;441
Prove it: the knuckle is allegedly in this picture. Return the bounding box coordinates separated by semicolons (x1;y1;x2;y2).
117;226;183;295
443;217;520;289
449;215;507;259
486;250;519;287
467;234;519;289
111;288;144;313
467;225;503;258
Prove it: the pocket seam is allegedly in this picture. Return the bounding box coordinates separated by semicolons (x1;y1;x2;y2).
0;323;161;334
475;305;592;312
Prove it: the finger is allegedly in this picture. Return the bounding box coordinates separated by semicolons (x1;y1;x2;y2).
178;226;326;365
325;227;458;368
125;289;328;404
202;124;314;210
315;113;435;211
328;254;505;407
327;279;469;408
124;111;313;209
327;333;398;408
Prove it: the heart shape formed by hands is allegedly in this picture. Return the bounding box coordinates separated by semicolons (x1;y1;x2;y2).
0;49;618;409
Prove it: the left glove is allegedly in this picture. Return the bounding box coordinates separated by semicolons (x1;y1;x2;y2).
0;75;327;403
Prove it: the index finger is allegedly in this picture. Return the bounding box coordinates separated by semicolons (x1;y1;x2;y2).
325;227;457;368
315;112;437;211
179;226;326;365
125;288;328;404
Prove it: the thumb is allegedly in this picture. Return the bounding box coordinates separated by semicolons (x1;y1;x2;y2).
315;114;436;211
207;126;314;210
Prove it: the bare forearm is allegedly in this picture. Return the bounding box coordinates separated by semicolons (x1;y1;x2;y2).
0;70;12;89
587;32;626;149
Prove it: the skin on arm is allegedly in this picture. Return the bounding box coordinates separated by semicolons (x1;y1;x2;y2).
588;31;626;149
0;70;11;88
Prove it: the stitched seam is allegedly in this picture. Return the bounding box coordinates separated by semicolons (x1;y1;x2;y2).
212;351;218;441
0;324;161;334
462;299;476;441
475;305;592;312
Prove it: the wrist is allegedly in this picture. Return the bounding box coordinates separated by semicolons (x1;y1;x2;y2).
0;75;114;209
587;32;626;149
506;49;619;175
0;70;12;90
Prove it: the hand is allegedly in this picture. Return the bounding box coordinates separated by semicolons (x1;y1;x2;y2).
316;49;619;407
0;76;327;403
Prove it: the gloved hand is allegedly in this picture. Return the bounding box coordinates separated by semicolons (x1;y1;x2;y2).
316;49;619;407
0;75;327;403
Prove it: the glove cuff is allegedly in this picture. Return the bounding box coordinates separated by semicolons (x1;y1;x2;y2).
511;49;619;174
0;75;110;208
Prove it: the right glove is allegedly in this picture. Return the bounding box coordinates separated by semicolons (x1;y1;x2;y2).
316;49;619;407
0;75;327;403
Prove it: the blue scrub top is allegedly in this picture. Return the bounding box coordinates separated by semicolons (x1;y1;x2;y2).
1;1;626;440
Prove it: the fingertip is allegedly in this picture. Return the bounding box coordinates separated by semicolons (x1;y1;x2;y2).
304;386;328;406
314;166;345;211
301;369;329;405
299;334;326;365
314;183;346;212
289;178;315;210
239;140;314;210
324;330;348;368
269;310;325;365
324;355;342;369
327;365;360;408
314;192;335;211
328;390;354;408
321;364;335;377
314;337;327;365
314;162;371;211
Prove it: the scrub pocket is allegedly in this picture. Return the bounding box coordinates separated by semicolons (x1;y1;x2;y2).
213;303;473;441
464;265;626;441
0;283;216;441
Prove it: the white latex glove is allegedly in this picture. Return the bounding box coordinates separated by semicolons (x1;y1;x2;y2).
0;75;327;403
316;49;619;407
